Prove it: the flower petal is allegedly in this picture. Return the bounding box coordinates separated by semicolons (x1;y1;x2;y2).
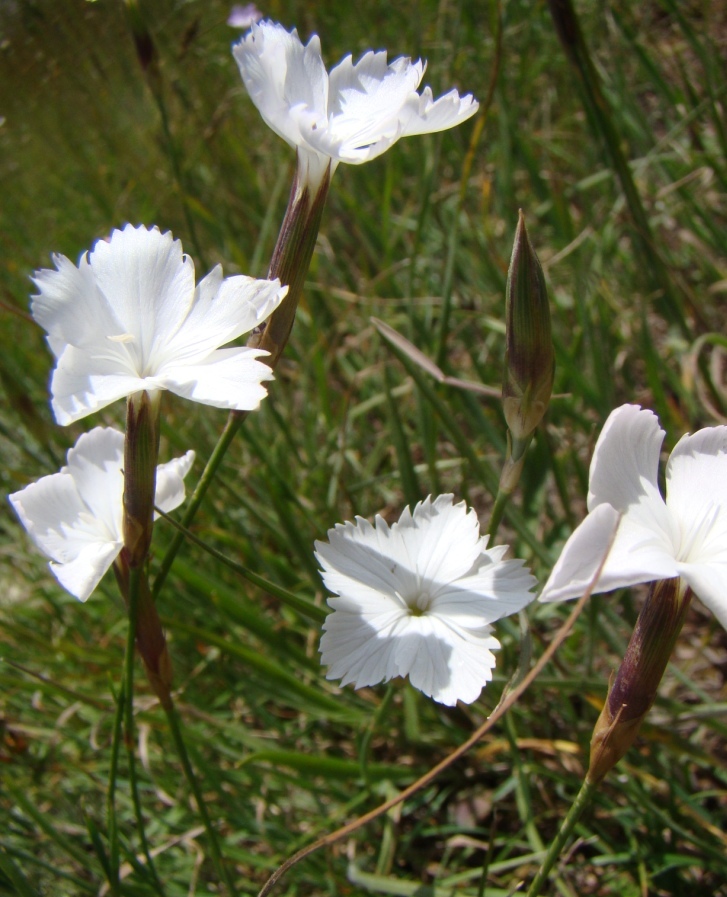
312;52;477;164
88;225;196;358
154;451;196;514
587;404;666;513
394;86;479;140
316;517;410;606
586;403;679;552
320;604;407;689
31;251;121;358
50;541;122;602
50;346;151;425
433;555;536;625
233;21;328;150
676;560;727;631
64;428;125;540
161;347;274;411
9;458;123;603
316;52;424;161
397;495;482;584
394;615;499;706
10;471;92;564
159;273;286;366
539;503;679;602
666;425;727;564
328;52;424;120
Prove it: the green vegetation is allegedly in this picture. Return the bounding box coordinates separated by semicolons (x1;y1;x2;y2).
1;1;726;895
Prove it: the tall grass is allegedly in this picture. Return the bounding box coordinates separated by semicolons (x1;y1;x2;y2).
1;1;726;895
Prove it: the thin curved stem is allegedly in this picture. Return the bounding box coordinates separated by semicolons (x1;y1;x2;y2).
152;411;246;598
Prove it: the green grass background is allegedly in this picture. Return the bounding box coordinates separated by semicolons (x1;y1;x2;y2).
1;0;726;894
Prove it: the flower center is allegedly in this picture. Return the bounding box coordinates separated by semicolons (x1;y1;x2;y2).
106;332;153;378
400;589;433;616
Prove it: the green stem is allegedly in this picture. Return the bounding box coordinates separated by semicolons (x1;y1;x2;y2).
525;778;598;897
152;410;246;598
121;569;145;887
487;488;510;539
162;696;238;896
126;742;165;894
122;567;165;893
488;435;529;538
106;680;124;897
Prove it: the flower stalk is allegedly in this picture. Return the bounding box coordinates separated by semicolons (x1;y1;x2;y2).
525;777;598;897
114;556;173;706
247;155;331;369
123;390;161;568
120;390;174;704
527;577;693;896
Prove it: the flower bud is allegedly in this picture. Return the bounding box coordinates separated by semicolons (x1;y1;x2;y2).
502;211;555;461
587;577;692;784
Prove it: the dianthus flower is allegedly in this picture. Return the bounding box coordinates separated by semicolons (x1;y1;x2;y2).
540;404;727;631
31;224;288;425
234;20;478;190
318;495;536;706
9;427;194;601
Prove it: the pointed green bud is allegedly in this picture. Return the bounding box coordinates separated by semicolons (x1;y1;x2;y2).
587;577;691;784
502;211;555;461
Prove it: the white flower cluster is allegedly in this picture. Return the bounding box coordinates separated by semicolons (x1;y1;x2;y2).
11;21;495;705
17;20;724;712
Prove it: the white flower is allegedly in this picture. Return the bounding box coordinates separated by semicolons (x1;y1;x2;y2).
317;495;536;706
540;404;727;631
233;20;478;190
9;427;195;602
31;224;288;425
